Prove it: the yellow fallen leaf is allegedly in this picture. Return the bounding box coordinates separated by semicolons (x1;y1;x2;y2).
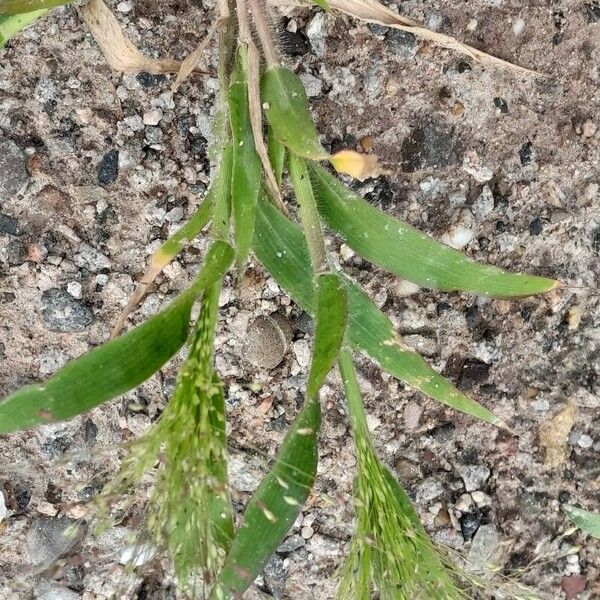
330;150;389;181
538;402;576;468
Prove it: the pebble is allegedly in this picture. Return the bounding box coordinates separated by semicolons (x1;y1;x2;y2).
98;150;119;185
301;525;314;539
457;464;491;491
26;516;85;566
74;243;111;272
299;72;322;97
512;17;526;35
395;279;421;297
386;30;418;59
0;213;21;236
263;554;286;599
0;138;29;203
143;108;163;126
401;118;455;172
67;281;83;299
293;338;311;369
416;477;445;503
467;524;503;573
277;534;305;554
306;12;327;58
462;151;493;183
440;209;475;249
39;346;68;375
243;315;291;369
403;401;422;429
460;511;481;540
41;288;93;332
577;433;593;448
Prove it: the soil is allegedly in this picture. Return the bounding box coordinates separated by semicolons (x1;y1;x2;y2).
0;1;599;599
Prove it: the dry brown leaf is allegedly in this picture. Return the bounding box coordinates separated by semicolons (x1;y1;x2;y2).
538;402;576;468
304;0;541;75
172;20;220;92
82;0;180;73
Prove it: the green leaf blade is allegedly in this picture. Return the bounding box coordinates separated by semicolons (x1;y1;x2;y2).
0;0;70;16
229;46;262;273
261;66;326;161
309;164;557;298
307;273;348;398
214;394;320;598
0;241;234;434
0;8;46;46
253;196;504;427
564;505;600;539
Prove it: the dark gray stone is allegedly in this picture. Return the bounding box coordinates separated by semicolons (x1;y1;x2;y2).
386;30;418;59
263;554;286;599
98;149;119;184
26;516;85;566
401;119;455;172
41;288;93;332
0;213;20;236
7;238;27;265
277;533;306;554
0;138;29;203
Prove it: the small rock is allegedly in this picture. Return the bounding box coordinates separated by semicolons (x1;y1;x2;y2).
243;315;290;369
293;339;311;369
73;243;111;272
401;119;455;172
467;524;503;573
0;138;29;203
462;151;493;183
136;72;167;88
457;464;491;492
306;12;327;58
0;213;20;236
539;403;576;467
386;30;418;59
566;305;582;330
586;2;600;23
428;422;455;443
67;281;82;299
299;72;322;97
577;433;593;449
493;97;509;114
416;477;444;503
440;210;475;250
39;346;68;375
98;150;119;184
41;288;93;332
26;516;85;566
460;511;481;540
143;108;163;126
403;402;422;429
561;575;587;599
277;534;305;554
263;554;286;599
395;279;421;297
300;525;314;539
519;141;534;166
458;359;490;389
472;186;494;219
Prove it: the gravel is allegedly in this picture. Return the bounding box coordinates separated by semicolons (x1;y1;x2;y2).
41;288;93;333
26;517;85;567
0;138;28;204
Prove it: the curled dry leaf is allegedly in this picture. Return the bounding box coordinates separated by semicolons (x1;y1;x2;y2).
296;0;540;75
329;149;389;180
538;402;576;468
82;0;180;74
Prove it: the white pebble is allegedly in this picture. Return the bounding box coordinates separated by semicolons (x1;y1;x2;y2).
0;491;7;522
143;108;163;126
119;544;156;567
67;281;82;299
577;434;593;449
513;18;526;35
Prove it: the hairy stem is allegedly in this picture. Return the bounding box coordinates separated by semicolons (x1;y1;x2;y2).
288;154;328;274
248;0;279;68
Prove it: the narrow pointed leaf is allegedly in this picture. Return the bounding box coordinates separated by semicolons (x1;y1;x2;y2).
261;66;327;161
214;394;320;598
0;241;234;434
267;128;286;187
307;274;348;398
214;268;345;598
229;46;261;273
309;164;557;297
253;197;504;426
563;505;600;539
0;0;70;15
0;9;46;46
